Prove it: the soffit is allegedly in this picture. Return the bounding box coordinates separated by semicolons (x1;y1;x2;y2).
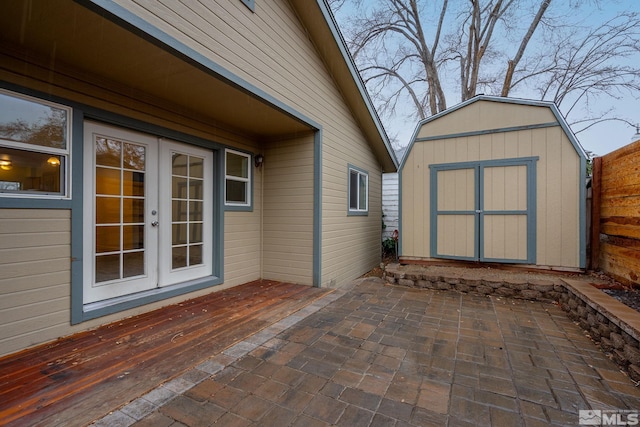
0;0;311;138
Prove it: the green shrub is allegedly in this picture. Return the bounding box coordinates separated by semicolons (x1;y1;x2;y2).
382;237;397;257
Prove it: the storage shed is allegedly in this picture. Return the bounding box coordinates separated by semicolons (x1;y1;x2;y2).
399;96;587;270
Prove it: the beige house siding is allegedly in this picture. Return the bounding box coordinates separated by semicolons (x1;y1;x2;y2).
0;209;71;356
262;135;315;284
402;100;582;269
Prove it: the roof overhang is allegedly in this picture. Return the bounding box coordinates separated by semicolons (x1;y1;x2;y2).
0;0;314;139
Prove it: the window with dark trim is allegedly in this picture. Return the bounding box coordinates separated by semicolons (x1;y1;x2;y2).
0;89;71;198
348;165;368;215
225;149;251;208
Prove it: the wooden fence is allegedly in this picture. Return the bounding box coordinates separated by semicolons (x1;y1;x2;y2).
591;139;640;286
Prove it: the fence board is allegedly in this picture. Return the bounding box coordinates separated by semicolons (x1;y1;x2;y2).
594;139;640;286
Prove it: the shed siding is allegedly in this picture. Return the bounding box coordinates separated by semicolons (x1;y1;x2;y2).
417;101;557;139
402;102;581;268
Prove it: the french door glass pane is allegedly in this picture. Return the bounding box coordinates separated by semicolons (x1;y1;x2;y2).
96;138;121;167
96;254;120;283
123;225;144;250
172;246;187;269
123;143;145;170
96;168;120;195
96;197;120;223
122;198;144;223
172;223;188;245
172;200;188;221
96;226;120;253
189;244;203;265
171;152;205;270
172;176;188;198
190;158;204;178
190;180;203;199
190;223;203;243
172;153;188;176
123;252;144;278
123;171;144;196
189;201;203;221
94;137;147;284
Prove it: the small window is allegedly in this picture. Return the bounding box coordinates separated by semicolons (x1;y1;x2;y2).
225;149;251;208
0;89;71;198
348;165;368;214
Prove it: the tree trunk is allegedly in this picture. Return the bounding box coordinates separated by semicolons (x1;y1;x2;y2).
501;0;551;96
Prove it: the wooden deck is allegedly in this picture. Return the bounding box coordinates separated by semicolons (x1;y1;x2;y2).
0;280;330;426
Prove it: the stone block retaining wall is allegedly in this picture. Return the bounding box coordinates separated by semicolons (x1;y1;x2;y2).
560;280;640;383
383;264;564;302
384;264;640;382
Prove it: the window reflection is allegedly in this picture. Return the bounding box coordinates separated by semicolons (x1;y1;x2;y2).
0;90;70;197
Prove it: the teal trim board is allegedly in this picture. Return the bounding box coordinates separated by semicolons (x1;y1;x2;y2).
430;157;538;264
313;130;322;287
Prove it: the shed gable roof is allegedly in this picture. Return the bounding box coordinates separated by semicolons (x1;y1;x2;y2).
401;96;586;169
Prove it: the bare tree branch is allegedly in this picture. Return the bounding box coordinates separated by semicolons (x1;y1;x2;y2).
330;0;640;146
501;0;551;96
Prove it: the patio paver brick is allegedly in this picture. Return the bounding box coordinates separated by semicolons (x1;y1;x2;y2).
92;277;640;426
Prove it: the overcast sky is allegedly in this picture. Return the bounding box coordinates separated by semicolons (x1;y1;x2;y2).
332;0;640;158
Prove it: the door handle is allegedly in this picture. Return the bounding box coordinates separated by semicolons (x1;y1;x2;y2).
151;221;159;227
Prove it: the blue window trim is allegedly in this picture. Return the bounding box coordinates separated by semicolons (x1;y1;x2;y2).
429;157;538;264
240;0;255;12
347;164;369;216
224;148;254;212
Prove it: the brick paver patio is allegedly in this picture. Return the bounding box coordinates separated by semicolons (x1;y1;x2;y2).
94;277;640;426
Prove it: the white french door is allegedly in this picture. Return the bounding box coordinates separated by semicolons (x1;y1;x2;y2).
83;122;212;304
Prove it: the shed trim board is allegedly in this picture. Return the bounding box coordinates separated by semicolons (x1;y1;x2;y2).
429;157;538;264
415;122;560;143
